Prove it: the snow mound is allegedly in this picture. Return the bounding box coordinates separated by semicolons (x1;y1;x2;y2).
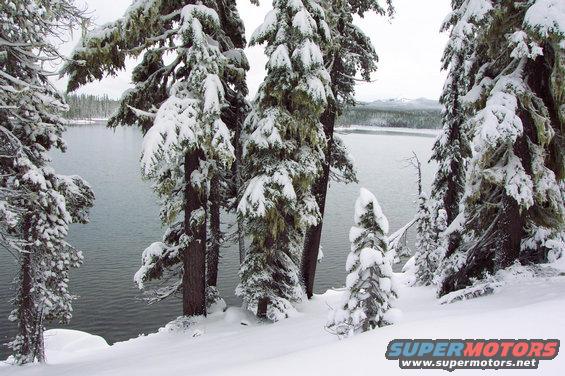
43;329;109;363
45;329;109;353
224;307;253;326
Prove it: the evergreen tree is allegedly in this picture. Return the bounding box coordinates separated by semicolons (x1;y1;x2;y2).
439;0;565;296
301;0;393;298
0;0;94;363
427;0;476;278
412;193;445;285
236;0;332;320
327;188;397;336
64;0;249;315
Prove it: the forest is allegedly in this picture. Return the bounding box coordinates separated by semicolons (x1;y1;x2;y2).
0;0;564;374
63;94;119;120
338;104;442;129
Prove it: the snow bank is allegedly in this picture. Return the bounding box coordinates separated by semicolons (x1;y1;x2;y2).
3;269;565;375
43;329;109;364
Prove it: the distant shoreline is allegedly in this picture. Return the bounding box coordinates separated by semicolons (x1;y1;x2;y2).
66;118;108;125
65;120;441;138
335;125;440;137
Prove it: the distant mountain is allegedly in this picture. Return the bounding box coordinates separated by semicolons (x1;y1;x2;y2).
338;98;443;129
362;98;443;111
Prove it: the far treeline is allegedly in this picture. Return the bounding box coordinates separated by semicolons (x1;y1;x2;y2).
338;105;442;129
63;94;119;120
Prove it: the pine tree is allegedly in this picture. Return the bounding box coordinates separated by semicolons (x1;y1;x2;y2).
64;1;249;315
412;193;446;285
439;0;565;296
0;0;94;364
427;0;476;272
327;188;397;336
236;0;332;320
301;0;393;298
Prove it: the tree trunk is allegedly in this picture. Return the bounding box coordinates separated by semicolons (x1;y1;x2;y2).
301;102;337;298
15;244;46;364
235;123;246;265
494;192;523;271
257;297;269;319
183;150;207;317
207;174;221;287
17;251;36;363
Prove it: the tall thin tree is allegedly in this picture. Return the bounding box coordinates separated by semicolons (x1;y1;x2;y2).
0;0;94;363
237;0;332;320
301;0;393;298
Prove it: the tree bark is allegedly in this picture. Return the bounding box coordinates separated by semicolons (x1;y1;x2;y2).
18;251;36;363
183;150;207;316
301;101;337;298
207;173;221;287
494;192;523;271
235;116;246;265
257;297;269;319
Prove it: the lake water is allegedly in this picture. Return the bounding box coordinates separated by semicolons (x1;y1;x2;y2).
0;123;436;357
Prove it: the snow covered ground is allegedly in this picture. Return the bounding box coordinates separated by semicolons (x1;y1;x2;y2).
1;266;564;376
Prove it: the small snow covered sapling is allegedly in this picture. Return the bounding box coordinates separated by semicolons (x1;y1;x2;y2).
327;188;399;336
413;192;444;286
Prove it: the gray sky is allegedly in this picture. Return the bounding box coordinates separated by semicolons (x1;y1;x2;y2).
54;0;451;101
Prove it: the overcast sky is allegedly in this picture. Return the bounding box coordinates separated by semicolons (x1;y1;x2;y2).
54;0;451;102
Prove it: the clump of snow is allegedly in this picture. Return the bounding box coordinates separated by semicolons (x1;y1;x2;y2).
159;315;204;333
134;242;169;289
524;0;565;37
354;187;389;233
317;245;324;262
223;307;253;326
41;329;109;364
382;308;403;325
359;247;382;269
268;45;292;70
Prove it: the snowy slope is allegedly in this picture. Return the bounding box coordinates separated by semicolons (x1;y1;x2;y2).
2;270;564;376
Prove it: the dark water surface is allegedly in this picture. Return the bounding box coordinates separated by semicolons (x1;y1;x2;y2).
0;123;435;357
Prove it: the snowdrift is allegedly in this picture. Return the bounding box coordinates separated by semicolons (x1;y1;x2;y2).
2;270;564;376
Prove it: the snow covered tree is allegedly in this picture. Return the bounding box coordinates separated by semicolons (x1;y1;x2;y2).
236;0;332;320
427;0;477;273
439;0;565;296
0;0;94;364
64;0;249;316
411;193;445;285
301;0;394;299
327;188;397;336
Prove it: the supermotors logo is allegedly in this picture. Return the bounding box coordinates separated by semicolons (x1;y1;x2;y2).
385;339;560;371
